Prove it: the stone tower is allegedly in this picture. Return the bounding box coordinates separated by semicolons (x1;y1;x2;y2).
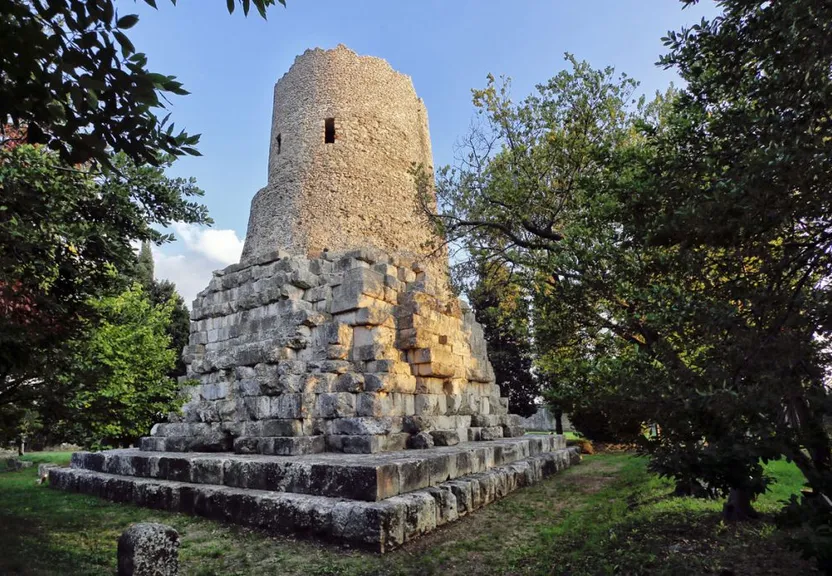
138;45;525;456
242;45;446;288
51;47;579;553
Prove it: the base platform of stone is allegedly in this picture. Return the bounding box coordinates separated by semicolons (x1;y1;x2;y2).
50;435;579;552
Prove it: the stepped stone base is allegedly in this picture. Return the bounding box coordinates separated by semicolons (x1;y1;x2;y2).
51;435;579;552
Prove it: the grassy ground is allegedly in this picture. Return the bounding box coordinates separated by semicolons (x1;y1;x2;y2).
0;451;816;575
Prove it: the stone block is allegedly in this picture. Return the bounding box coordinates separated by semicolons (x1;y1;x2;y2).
334;372;364;392
408;431;434;449
364;373;396;393
352;300;395;328
314;393;357;418
502;425;525;438
428;454;453;485
356;392;396;417
453;450;473;477
259;418;304;437
263;436;326;456
394;393;416;416
413;394;436;416
232;437;260;454
271;394;303;419
331;499;405;552
365;359;395;373
395;328;432;350
190;458;225;485
140;437;166;452
386;432;410;451
426;485;458;526
117;523;179;576
397;458;429;493
276;373;302;394
290;269;318;289
394;374;417;394
301;373;337;394
414;377;445;395
326;434;386;454
399;492;437;542
445;481;473;516
429;430;460;447
331;270;384;313
328;417;399;436
471;414;501;427
480;426;504;441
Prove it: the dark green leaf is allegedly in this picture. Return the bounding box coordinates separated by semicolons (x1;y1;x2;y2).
113;30;135;57
116;14;140;29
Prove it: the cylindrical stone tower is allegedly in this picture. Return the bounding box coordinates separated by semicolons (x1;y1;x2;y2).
241;45;445;285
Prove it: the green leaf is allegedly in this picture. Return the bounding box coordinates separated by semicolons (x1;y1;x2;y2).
116;14;140;29
113;30;135;57
227;0;235;13
78;75;107;91
46;101;66;121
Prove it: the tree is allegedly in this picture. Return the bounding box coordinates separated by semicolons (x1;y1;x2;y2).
135;241;155;288
44;285;182;448
420;55;656;437
650;0;832;544
150;279;190;378
133;244;191;379
468;262;539;417
0;0;285;167
0;145;208;418
426;0;832;533
1;0;285;447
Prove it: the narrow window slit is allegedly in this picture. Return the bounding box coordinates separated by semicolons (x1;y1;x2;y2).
276;133;282;154
325;118;335;143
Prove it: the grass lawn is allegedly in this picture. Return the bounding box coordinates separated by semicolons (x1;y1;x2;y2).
0;451;816;575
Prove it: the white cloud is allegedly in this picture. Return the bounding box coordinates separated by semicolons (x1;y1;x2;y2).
171;222;244;266
152;224;245;307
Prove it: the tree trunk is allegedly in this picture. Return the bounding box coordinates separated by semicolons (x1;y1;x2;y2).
18;439;24;456
723;488;759;521
554;408;564;435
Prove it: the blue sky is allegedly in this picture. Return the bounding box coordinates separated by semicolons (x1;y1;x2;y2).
126;0;719;303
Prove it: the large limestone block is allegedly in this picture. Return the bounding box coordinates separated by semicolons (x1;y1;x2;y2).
117;523;179;576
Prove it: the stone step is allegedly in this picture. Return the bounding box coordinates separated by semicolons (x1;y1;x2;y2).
70;435;565;502
50;446;580;552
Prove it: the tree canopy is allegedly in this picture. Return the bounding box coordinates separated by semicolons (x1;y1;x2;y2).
430;0;832;532
0;0;285;167
0;145;208;408
36;284;182;448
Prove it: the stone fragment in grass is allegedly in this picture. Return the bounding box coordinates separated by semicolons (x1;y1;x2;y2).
117;522;179;576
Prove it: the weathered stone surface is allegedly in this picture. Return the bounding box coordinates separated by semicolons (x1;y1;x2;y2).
408;431;434;450
426;485;459;526
480;426;504;441
117;523;179;576
65;436;566;502
155;244;523;454
38;463;59;484
429;430;460;447
240;46;447;293
51;442;580;553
